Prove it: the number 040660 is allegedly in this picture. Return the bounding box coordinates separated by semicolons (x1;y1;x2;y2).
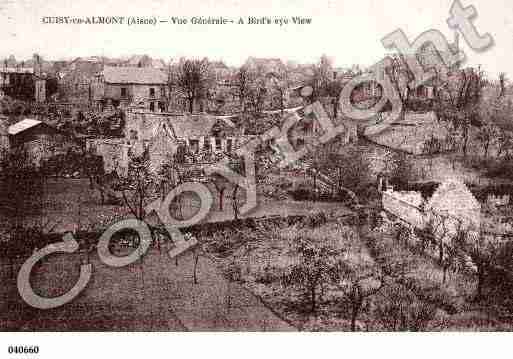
8;345;39;354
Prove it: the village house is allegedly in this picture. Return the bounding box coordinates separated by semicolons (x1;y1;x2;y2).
279;104;356;149
125;109;243;154
8;119;72;166
88;107;248;176
122;55;166;69
362;33;462;105
243;57;286;75
382;177;481;242
368;59;436;101
0;54;46;102
91;66;168;112
365;111;449;155
210;61;233;83
55;57;102;104
125;55;153;68
85;137;130;176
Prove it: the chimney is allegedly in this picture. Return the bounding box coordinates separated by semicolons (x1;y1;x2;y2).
33;53;41;77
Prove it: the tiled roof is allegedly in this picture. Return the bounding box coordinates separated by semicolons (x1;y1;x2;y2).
102;66;167;84
151;59;166;69
0;67;34;74
428;178;480;209
167;114;218;139
245;57;285;72
425;178;481;228
127;55;148;65
365;112;448;154
8;119;42;135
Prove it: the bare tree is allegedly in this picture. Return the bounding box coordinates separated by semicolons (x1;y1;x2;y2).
232;65;254;113
308;143;370;205
188;231;208;285
434;66;486;158
268;70;291;115
326;79;344;119
331;259;384;331
373;283;436;331
210;173;229;211
479;93;513;158
476;124;497;158
246;77;267;115
118;149;157;223
282;236;340;314
173;58;213;113
497;130;513;158
231;185;240;220
385;55;414;115
499;72;508;98
423;213;462;284
310;54;333;100
451;223;495;300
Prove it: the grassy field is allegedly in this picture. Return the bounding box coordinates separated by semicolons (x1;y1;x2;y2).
0;249;186;331
0;177;351;331
0;241;294;331
202;218;513;331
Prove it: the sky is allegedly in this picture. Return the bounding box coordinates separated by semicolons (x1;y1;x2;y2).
0;0;512;79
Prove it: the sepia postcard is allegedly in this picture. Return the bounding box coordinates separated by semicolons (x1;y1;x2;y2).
0;0;513;357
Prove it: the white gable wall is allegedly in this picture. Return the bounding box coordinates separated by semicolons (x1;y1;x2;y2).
425;179;481;243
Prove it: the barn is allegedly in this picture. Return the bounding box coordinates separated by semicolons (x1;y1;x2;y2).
8;119;71;167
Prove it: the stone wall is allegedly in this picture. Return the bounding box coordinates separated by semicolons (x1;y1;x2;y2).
382;190;426;229
86;138;130;176
383;179;482;244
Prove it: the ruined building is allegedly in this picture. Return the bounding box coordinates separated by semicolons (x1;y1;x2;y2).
0;54;46;102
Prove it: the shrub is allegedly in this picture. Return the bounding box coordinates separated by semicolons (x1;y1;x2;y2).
485;158;513;179
301;212;329;228
289;188;314;201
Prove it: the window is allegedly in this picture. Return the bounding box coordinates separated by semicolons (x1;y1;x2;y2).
175;144;186;163
149;88;155;98
189;139;199;153
203;137;211;151
121;87;127;98
303;121;312;134
149;101;155;112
